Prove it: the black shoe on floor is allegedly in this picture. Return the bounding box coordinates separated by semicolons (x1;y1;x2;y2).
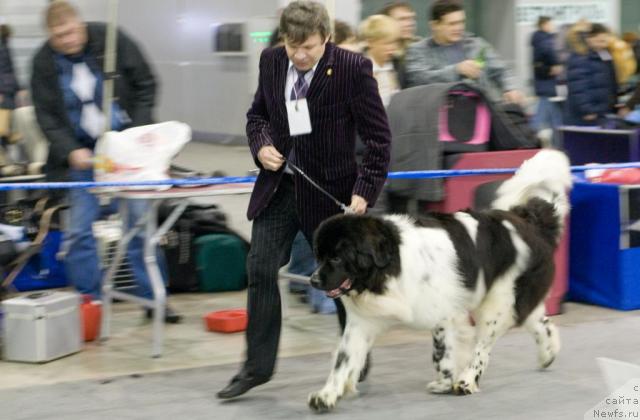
217;374;269;399
359;353;371;382
144;306;182;324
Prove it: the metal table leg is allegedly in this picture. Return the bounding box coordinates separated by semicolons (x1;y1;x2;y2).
100;200;144;342
141;200;165;358
100;197;189;358
145;199;189;358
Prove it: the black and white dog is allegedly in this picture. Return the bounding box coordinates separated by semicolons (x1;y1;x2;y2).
307;150;572;412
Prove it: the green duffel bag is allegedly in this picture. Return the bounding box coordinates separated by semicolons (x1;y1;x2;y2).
195;233;248;292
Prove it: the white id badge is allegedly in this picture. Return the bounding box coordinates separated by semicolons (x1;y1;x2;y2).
286;99;313;136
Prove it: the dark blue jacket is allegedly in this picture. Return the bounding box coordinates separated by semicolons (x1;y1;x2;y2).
531;30;559;97
566;50;618;125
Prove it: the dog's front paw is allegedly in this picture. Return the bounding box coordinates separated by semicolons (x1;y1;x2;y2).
453;379;479;395
427;380;453;394
539;353;556;369
308;390;338;413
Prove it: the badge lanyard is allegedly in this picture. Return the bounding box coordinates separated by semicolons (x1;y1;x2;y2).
292;76;304;111
286;70;312;137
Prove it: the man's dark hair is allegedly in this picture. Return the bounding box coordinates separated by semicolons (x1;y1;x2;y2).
334;20;354;45
537;16;551;29
280;1;331;45
587;23;610;37
430;0;464;22
379;1;415;16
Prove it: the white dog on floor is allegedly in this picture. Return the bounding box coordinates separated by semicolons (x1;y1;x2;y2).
307;150;572;413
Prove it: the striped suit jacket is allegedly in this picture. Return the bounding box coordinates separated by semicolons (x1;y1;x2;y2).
246;42;391;234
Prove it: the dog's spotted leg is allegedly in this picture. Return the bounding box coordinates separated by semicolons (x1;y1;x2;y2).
308;322;376;413
454;307;515;395
427;314;475;394
426;320;457;394
523;304;560;369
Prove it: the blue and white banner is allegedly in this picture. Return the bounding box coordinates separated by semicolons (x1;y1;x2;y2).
516;1;612;26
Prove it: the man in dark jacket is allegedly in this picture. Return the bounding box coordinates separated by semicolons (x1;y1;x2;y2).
530;16;562;136
217;0;391;400
566;23;618;126
31;1;180;322
405;0;523;103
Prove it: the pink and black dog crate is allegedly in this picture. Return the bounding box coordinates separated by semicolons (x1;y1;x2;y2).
438;86;492;152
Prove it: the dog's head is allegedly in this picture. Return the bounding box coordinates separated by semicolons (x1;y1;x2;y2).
310;214;401;298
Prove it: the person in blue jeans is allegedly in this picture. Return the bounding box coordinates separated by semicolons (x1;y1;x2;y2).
66;169;160;302
287;231;335;314
31;2;180;322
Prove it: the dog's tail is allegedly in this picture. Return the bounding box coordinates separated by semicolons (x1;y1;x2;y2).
492;150;572;245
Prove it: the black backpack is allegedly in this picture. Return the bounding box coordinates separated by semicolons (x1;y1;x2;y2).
489;102;541;150
159;200;249;293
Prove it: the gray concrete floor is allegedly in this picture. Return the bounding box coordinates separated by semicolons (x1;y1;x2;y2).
1;142;639;419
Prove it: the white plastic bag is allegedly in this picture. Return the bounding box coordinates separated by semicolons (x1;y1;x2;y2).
94;121;191;190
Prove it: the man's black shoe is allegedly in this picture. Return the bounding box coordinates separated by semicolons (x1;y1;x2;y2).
144;306;182;324
217;374;269;399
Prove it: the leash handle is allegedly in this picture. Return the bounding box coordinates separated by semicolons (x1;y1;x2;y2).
341;204;355;215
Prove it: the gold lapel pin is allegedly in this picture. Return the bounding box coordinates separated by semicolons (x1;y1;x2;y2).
327;68;333;76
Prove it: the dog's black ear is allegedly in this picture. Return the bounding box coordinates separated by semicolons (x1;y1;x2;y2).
335;239;356;263
357;236;391;269
355;249;375;271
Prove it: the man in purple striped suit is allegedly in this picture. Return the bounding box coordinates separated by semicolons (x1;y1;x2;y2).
217;1;391;399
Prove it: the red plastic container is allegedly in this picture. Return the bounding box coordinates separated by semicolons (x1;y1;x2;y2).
81;295;102;342
204;309;247;333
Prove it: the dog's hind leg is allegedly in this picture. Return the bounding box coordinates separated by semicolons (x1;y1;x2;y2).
454;285;516;395
427;313;473;394
523;303;560;369
308;321;379;413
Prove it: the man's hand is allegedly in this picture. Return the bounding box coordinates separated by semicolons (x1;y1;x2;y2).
68;148;94;170
348;195;368;215
583;114;598;122
16;90;29;107
550;65;563;77
257;145;285;171
456;60;483;80
503;90;524;105
618;107;632;118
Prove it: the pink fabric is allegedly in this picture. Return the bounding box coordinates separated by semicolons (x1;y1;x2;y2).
438;91;491;145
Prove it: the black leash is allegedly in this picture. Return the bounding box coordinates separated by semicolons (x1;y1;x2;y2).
285;160;354;214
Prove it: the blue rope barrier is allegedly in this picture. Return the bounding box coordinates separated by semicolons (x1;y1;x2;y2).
1;161;640;191
388;161;640;179
0;176;257;191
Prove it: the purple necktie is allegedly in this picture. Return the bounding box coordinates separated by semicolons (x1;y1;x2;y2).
286;69;310;170
290;69;309;100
